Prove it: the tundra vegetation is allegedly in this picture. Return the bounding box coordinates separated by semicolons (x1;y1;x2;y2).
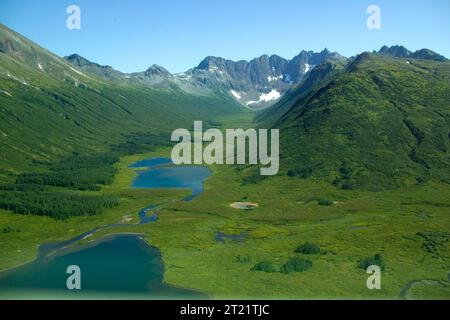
0;24;449;299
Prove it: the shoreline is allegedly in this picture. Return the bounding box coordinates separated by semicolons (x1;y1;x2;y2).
0;152;213;298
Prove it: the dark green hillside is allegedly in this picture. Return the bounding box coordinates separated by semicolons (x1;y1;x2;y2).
256;59;346;126
262;53;450;190
64;54;125;80
0;24;242;178
377;45;448;62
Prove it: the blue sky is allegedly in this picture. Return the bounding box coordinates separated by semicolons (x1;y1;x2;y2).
0;0;449;73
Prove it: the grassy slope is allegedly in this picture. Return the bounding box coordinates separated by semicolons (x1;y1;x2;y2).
1;145;449;298
1;24;449;299
0;23;242;179
60;144;449;299
1;109;448;299
0;150;190;271
259;54;450;190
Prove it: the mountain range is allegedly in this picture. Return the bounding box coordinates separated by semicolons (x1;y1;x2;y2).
259;49;450;190
1;22;449;190
64;44;448;110
0;23;240;175
376;45;448;61
65;48;347;108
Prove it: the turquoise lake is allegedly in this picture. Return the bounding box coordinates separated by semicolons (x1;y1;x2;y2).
0;158;211;299
130;157;211;202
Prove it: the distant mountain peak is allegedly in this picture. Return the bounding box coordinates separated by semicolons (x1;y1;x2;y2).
65;53;115;69
347;52;373;72
377;45;447;61
378;45;411;58
65;53;95;66
411;48;447;61
64;53;121;79
197;56;229;70
189;49;348;108
65;53;83;60
145;64;171;76
270;54;284;59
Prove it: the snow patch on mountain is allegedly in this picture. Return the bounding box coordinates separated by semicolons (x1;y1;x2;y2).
0;90;12;97
260;89;281;102
175;72;192;81
230;90;242;100
70;66;85;76
6;71;29;86
267;75;283;82
69;66;96;81
246;89;281;106
304;64;313;73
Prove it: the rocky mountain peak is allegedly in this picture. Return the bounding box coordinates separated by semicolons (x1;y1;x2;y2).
144;64;172;77
378;45;412;58
377;45;447;61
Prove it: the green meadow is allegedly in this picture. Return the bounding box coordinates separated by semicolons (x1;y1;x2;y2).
2;142;447;299
95;157;450;299
1;21;449;300
0;151;186;271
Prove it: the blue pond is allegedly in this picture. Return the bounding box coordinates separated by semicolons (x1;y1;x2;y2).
0;235;206;299
130;157;211;202
0;157;211;299
215;232;248;243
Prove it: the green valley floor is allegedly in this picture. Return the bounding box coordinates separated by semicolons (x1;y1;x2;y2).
1;148;449;299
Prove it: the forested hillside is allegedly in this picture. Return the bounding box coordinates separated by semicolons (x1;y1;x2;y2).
0;24;241;179
260;53;450;190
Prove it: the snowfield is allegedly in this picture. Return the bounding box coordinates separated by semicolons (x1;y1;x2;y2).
246;89;281;106
230;89;242;100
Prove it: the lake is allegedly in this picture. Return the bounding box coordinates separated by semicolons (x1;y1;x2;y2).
130;157;211;202
0;235;205;299
0;157;211;299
